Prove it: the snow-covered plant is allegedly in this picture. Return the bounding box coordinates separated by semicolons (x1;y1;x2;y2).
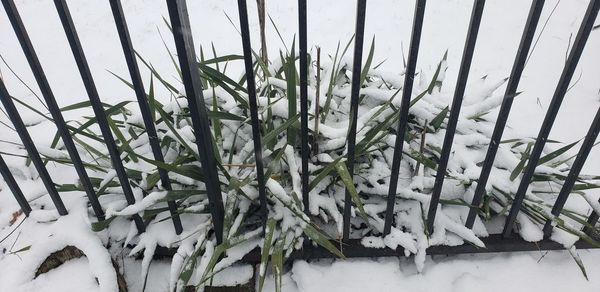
29;37;600;290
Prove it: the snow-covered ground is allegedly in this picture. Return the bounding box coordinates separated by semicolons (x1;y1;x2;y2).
1;0;599;291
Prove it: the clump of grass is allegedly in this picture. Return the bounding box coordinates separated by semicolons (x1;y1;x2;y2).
9;36;600;290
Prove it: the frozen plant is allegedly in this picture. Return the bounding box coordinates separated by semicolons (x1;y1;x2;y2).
22;38;600;291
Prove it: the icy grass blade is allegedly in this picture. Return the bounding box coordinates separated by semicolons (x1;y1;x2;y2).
537;140;579;165
106;116;139;163
335;160;371;225
409;52;447;107
271;236;285;292
308;157;342;191
69;101;132;136
108;70;134;90
268;15;289;54
322;36;355;123
430;106;449;130
91;216;116;231
154;105;200;161
258;218;276;292
158;29;182;80
198;242;230;286
135;51;181;94
137;155;205;182
200;54;245;65
568;247;589;281
284;39;298;146
510;142;533;181
359;37;376;90
304;224;345;258
262;113;300;147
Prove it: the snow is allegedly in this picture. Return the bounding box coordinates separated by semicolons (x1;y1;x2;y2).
1;0;600;291
267;250;600;292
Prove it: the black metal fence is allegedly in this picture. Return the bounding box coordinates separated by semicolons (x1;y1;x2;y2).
1;0;600;261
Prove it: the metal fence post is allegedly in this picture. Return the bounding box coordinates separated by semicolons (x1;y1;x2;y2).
2;0;104;220
298;0;311;215
109;0;182;234
0;154;32;215
543;105;600;237
427;0;486;234
165;0;225;244
236;0;269;228
384;0;427;236
343;0;367;241
53;0;145;232
502;0;600;238
466;0;545;229
0;79;67;215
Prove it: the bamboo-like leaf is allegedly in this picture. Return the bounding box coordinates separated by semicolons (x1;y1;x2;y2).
258;218;276;292
359;37;376;88
304;224;345;258
70;101;132;136
91;217;116;232
538;140;579;166
262;114;300;147
271;236;285;292
510;142;533;181
430;106;449;130
9;245;31;254
199;242;230;285
106;116;139;163
568;248;589;280
308;157;342;191
335;160;370;225
285;40;298;146
200;54;244;65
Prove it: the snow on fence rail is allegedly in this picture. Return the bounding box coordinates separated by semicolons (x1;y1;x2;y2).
1;0;600;261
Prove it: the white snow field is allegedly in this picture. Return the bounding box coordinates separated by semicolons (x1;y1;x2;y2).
1;0;600;291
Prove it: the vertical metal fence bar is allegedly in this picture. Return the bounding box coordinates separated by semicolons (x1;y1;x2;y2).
383;0;427;236
465;0;545;229
298;0;310;215
343;0;367;241
426;0;485;234
109;0;182;234
502;0;600;238
0;79;68;215
166;0;225;244
236;0;268;228
0;154;32;215
585;208;600;235
542;105;600;237
53;0;144;232
2;0;104;220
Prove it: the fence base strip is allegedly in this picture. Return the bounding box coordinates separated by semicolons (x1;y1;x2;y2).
153;234;599;262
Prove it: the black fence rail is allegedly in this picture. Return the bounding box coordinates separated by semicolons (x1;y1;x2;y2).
1;0;600;263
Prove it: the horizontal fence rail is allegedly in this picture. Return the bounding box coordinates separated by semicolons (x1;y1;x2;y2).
1;0;599;267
